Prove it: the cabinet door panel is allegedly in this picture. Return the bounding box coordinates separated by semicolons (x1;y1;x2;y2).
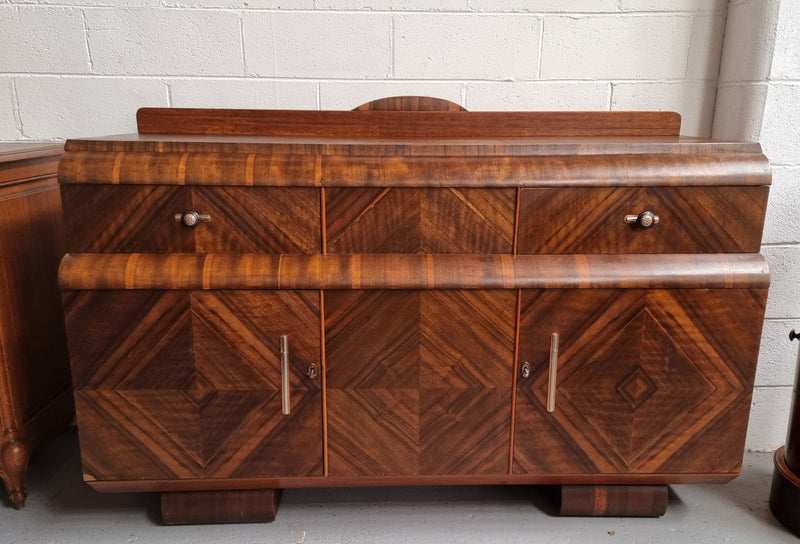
65;289;323;481
513;288;766;475
325;290;515;476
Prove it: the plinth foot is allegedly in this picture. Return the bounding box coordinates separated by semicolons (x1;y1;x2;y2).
770;446;800;537
556;484;668;517
161;489;282;525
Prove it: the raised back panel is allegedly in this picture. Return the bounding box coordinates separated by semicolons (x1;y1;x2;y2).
137;109;681;138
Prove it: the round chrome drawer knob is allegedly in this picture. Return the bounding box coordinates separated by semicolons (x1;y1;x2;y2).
174;211;211;228
624;210;659;229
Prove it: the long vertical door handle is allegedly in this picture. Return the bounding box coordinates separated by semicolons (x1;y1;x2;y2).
281;335;290;415
547;332;559;413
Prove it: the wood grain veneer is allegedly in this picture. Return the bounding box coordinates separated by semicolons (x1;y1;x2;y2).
57;99;771;523
518;186;769;254
137;109;681;138
0;143;72;510
57;253;770;291
58;152;771;187
514;288;765;475
61;186;320;254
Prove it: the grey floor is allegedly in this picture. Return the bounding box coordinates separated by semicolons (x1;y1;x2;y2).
1;429;798;544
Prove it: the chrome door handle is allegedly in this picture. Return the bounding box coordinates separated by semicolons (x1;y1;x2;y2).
547;333;559;413
280;335;290;415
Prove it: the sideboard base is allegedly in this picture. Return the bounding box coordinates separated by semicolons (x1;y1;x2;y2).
158;484;673;523
769;447;800;536
161;489;282;525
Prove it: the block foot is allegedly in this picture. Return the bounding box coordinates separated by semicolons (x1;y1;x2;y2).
161;489;282;525
556;484;668;517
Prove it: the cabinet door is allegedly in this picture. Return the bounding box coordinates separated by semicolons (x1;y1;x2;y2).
514;288;766;475
65;289;323;481
325;290;516;476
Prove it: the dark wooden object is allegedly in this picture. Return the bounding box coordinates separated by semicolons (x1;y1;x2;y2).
0;143;73;509
558;485;669;517
57;97;771;523
769;330;800;536
162;489;282;525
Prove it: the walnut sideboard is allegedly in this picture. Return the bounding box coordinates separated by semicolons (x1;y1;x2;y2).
0;143;73;509
57;97;771;524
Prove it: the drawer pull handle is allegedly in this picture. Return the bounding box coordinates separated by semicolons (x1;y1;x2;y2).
174;211;211;228
547;333;559;413
624;210;659;229
520;361;531;379
280;335;290;415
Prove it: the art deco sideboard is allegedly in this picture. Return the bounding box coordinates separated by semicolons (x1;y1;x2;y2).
0;143;73;509
57;97;771;524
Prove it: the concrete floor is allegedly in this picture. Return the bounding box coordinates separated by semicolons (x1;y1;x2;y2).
1;429;797;543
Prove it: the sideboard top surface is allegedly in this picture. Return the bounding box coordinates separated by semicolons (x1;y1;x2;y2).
64;132;764;157
59;106;770;188
62;106;763;157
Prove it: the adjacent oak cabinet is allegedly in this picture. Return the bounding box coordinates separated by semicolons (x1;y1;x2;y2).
57;97;771;524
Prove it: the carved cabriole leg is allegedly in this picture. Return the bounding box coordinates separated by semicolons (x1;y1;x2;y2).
557;485;669;517
0;428;30;509
161;489;283;525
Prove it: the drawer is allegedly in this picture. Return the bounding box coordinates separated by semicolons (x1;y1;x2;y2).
326;187;515;254
517;186;768;254
62;185;321;253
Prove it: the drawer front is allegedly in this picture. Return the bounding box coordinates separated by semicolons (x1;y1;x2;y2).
326;187;515;254
62;185;321;253
517;186;768;254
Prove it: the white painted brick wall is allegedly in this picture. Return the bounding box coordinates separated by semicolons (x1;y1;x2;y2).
169;79;318;109
1;0;797;452
611;81;716;136
711;0;798;453
761;84;800;166
718;0;779;83
0;78;19;140
86;10;243;76
0;6;89;73
465;81;610;111
14;77;167;140
1;2;727;140
540;16;695;80
394;15;540;79
771;0;800;80
247;13;393;78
